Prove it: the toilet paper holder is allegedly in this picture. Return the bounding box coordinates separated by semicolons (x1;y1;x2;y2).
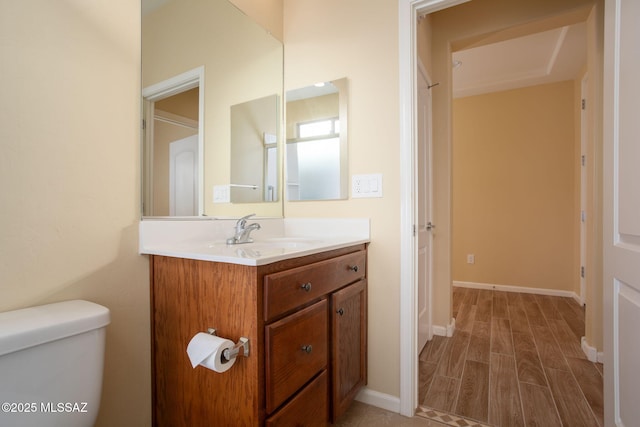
207;328;250;361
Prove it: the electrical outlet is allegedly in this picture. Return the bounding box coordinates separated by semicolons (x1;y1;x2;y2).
213;185;230;203
467;254;475;264
352;174;383;198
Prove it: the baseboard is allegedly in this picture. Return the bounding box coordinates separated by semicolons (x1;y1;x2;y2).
581;336;604;363
432;317;455;337
355;387;400;413
453;281;582;304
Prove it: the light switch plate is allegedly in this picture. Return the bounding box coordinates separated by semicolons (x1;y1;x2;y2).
352;174;383;198
213;185;230;203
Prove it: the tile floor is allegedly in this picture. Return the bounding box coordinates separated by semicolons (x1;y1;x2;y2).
335;401;447;427
418;287;603;427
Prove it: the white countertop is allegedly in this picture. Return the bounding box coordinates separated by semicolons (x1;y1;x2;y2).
139;218;370;266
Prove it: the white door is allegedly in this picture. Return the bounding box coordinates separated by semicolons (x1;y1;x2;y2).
417;63;433;352
170;134;199;216
603;0;640;424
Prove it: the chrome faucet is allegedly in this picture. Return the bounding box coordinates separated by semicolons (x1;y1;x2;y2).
226;214;261;245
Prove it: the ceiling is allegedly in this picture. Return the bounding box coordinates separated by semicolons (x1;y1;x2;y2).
452;22;587;98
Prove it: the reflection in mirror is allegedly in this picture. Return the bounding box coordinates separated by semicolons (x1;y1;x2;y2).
230;94;279;203
142;72;203;217
286;78;348;201
142;0;283;218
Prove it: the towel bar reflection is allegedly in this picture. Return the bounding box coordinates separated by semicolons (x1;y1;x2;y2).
229;184;258;190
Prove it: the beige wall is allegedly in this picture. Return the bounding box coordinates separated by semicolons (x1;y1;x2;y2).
0;1;150;426
452;81;578;292
284;0;402;398
417;14;433;75
584;4;604;351
230;95;278;203
230;0;284;42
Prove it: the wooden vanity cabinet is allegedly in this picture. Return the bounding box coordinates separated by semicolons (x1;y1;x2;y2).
150;244;367;426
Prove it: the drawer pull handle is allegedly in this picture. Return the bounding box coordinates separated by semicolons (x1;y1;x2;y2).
336;308;345;316
348;265;359;272
300;282;312;292
301;345;313;354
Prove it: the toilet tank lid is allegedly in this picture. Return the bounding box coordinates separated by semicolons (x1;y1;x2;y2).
0;300;111;357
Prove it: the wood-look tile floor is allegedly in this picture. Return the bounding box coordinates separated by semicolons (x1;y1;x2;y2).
418;287;603;427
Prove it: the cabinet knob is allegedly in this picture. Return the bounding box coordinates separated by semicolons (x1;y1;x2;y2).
301;345;313;354
348;265;359;272
336;308;345;316
300;282;312;292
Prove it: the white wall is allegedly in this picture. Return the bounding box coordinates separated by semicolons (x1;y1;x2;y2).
0;2;150;425
284;0;402;398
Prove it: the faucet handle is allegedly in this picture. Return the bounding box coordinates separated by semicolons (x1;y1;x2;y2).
238;213;256;222
236;213;256;228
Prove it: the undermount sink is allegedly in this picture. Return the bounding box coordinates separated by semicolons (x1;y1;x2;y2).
203;237;322;259
207;237;320;251
257;237;321;248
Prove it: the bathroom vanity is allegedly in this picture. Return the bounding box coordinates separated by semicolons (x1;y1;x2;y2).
143;219;368;426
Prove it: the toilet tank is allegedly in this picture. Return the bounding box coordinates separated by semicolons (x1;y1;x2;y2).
0;300;110;427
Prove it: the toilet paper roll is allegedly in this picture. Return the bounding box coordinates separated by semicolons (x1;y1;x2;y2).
186;332;236;373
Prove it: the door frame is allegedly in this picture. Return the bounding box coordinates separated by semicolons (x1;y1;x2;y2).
398;0;469;416
142;66;205;216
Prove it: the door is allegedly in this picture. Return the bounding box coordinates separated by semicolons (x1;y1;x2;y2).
603;0;640;424
170;134;199;216
417;62;433;352
331;279;367;421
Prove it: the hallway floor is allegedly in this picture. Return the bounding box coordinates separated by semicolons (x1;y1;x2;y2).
417;287;603;427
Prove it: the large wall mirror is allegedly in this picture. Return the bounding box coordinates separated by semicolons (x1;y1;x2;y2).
142;0;283;218
285;78;348;201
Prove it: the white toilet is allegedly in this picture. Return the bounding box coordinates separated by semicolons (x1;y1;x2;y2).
0;300;110;427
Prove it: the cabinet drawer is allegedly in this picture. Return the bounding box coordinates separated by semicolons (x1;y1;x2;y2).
265;370;328;427
265;299;328;413
264;250;366;321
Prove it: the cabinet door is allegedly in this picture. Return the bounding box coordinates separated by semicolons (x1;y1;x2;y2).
331;279;367;421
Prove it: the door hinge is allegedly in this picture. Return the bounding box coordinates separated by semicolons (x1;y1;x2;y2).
581;266;585;278
142;119;146;130
413;225;416;237
581;210;586;223
581;155;586;166
581;99;586;110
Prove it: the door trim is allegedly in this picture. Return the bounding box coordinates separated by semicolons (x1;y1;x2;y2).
398;0;467;417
